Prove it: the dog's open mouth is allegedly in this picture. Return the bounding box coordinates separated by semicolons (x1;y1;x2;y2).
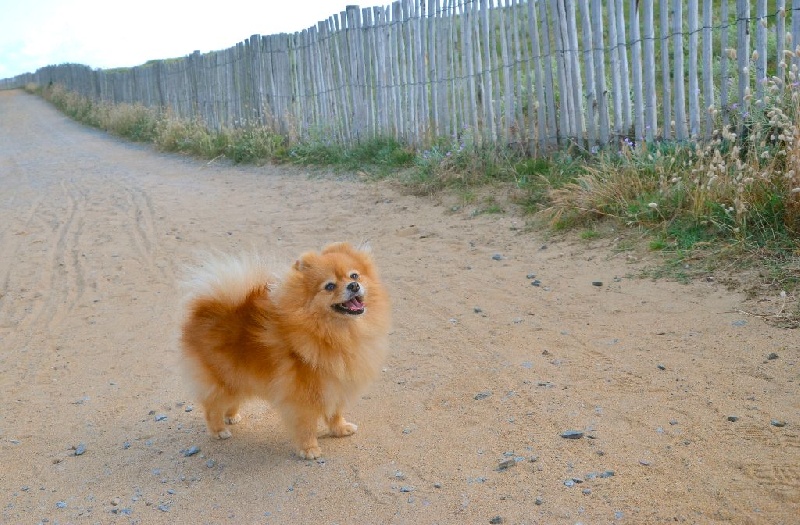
333;296;365;315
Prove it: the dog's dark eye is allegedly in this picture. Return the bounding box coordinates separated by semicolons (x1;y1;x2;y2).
350;273;359;280
325;282;336;291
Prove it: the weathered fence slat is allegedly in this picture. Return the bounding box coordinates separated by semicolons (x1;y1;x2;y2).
673;0;688;140
660;0;672;140
629;0;644;142
737;0;751;136
641;0;656;143
702;0;714;139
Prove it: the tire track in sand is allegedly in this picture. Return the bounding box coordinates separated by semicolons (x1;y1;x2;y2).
124;184;161;276
0;186;46;336
12;177;88;341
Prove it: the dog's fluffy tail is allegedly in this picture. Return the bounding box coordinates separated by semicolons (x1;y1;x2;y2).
181;252;277;309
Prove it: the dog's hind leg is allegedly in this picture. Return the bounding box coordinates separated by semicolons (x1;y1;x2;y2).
202;388;240;439
326;410;357;437
224;404;242;425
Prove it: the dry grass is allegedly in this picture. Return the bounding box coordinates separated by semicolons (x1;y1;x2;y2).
541;61;800;243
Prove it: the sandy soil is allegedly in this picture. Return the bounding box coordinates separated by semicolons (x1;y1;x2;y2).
0;89;797;524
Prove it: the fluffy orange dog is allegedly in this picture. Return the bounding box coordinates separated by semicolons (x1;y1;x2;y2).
180;243;390;459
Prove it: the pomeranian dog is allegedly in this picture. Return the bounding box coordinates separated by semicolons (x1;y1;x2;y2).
180;242;390;459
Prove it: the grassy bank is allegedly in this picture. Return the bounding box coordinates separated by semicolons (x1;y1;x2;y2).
26;82;799;324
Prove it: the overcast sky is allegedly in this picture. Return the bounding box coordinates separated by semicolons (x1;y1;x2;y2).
0;0;373;79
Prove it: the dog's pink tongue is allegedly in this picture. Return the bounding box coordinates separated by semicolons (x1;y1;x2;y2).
347;297;364;310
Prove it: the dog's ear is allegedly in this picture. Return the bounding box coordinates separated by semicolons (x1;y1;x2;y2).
321;242;355;255
294;251;320;271
322;242;372;255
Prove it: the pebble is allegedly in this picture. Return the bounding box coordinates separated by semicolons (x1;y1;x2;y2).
598;470;615;478
74;443;87;456
497;459;516;471
182;446;201;457
158;503;171;512
184;405;194;412
206;459;216;468
474;391;492;401
657;364;666;371
526;273;536;279
767;353;779;360
732;319;747;327
111;497;121;506
473;307;483;314
591;281;603;287
489;516;505;524
400;486;414;493
770;419;787;427
56;501;67;509
154;414;168;422
582;488;592;495
560;430;584;439
535;497;543;505
122;441;131;450
531;280;541;287
491;254;504;261
727;416;740;422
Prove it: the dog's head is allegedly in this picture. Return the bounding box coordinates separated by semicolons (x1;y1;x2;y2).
289;242;382;319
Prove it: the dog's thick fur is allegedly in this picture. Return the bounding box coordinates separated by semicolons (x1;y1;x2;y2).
180;243;390;459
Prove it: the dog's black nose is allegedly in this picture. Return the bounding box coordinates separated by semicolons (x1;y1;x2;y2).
347;282;360;292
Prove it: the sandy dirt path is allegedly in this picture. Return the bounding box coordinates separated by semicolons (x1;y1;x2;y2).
0;89;797;524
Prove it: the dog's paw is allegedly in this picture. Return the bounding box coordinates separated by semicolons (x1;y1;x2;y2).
224;414;242;425
297;445;322;460
211;429;232;440
330;421;358;437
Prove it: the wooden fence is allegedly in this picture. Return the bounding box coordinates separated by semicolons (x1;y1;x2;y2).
3;0;800;155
